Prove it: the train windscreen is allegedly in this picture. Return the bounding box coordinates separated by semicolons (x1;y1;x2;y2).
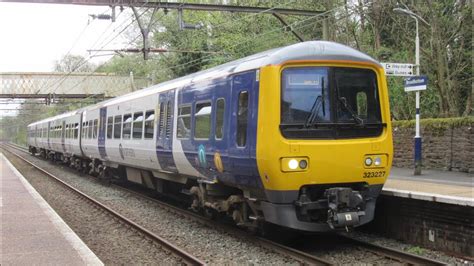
280;67;383;139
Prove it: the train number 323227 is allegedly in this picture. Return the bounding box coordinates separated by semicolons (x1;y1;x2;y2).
363;171;386;178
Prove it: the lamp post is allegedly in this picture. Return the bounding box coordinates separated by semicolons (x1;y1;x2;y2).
393;7;429;175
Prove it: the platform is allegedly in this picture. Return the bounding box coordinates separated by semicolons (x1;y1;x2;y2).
383;167;473;206
0;153;103;265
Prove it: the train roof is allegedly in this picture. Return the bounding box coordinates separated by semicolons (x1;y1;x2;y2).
28;109;80;127
28;41;380;126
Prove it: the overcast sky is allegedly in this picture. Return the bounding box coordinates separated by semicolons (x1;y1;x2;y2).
0;2;136;116
0;2;132;72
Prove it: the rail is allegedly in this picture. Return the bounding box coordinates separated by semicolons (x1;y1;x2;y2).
0;143;205;266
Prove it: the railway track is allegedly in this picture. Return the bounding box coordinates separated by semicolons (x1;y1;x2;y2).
3;142;447;265
1;143;204;266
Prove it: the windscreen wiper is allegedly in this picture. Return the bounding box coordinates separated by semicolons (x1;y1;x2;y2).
304;77;325;128
338;97;364;125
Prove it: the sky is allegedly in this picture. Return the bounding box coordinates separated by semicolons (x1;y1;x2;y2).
0;2;132;72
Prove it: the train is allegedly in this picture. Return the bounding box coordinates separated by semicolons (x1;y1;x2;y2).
27;41;393;232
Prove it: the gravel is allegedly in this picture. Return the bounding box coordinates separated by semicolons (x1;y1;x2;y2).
342;231;473;265
4;151;181;265
4;149;297;265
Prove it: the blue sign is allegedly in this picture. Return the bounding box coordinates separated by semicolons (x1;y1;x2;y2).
404;75;428;92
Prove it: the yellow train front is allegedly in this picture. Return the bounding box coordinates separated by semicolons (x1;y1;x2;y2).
255;42;393;231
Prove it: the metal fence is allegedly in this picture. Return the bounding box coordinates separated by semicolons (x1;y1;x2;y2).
0;72;150;98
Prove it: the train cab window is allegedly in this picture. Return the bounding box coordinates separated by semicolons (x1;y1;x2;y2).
74;123;79;139
356;92;368;118
237;91;248;147
194;102;212;139
177;105;191;139
122;114;132;139
93;119;98;139
132;112;144;139
88;120;93;139
107;117;113;139
114;115;122;139
215;98;225;140
144;110;154;139
334;68;381;125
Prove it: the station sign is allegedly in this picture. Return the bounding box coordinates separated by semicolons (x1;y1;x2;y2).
404;75;428;92
381;62;416;76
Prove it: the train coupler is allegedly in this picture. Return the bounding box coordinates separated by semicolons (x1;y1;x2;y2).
325;187;366;229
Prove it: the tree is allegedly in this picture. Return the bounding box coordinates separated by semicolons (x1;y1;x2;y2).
97;1;472;118
53;54;95;73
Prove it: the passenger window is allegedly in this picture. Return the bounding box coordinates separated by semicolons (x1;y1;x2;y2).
177;105;191;139
144;110;154;139
107;117;113;139
74;123;79;139
194;102;212;139
237;91;248;147
93;119;98;139
66;125;69;139
122;114;132;139
132;112;144;139
82;123;86;138
114;115;122;139
88;120;93;139
215;98;225;140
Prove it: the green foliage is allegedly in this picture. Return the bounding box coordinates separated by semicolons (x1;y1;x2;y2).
392;117;474;130
406;246;425;255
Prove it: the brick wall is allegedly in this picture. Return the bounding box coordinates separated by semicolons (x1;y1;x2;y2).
392;118;473;173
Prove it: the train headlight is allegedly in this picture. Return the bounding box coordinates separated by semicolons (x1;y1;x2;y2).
281;157;309;172
288;159;299;170
374;156;382;166
299;160;308;169
364;157;373;166
364;154;388;168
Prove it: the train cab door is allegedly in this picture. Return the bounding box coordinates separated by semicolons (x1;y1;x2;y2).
156;90;177;173
228;71;256;177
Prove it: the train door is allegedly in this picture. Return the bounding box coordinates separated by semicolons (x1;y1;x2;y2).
228;71;255;177
98;107;107;159
61;120;66;153
47;121;51;150
34;125;38;147
156;90;177;172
